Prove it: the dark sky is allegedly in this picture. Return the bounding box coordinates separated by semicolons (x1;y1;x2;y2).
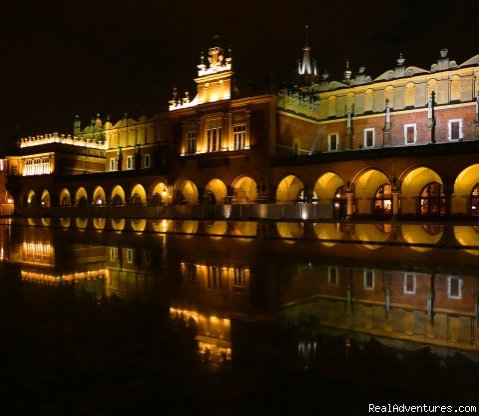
0;0;478;144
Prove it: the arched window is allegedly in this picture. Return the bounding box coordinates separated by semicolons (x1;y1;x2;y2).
470;184;479;216
420;182;445;216
374;184;392;216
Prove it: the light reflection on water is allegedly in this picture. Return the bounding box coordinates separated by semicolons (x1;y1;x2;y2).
1;220;478;412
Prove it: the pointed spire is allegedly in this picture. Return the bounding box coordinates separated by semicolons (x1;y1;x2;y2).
304;25;309;48
343;60;352;83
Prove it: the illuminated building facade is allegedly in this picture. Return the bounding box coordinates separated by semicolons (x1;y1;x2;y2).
4;36;479;219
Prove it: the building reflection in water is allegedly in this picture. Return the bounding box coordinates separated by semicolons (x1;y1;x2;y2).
2;220;479;370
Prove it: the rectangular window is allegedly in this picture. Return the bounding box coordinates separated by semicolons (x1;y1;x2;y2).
328;267;339;285
207;128;222;152
364;270;375;290
186;131;197;154
448;119;462;141
187;263;197;282
328;134;338;151
364;128;375;148
404;124;416;144
126;248;134;263
110;247;117;261
207;266;222;289
144;154;151;168
144;250;151;265
233;124;246;150
127;156;133;170
233;268;247;293
448;276;462;299
110;158;116;171
403;273;416;294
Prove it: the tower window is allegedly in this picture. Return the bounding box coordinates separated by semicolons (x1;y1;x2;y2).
144;154;151;168
110;158;116;171
127;156;133;170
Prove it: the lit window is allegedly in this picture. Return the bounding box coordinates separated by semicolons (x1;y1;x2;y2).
448;276;462;299
144;154;151;168
233;268;247;293
403;273;416;294
127;156;133;170
186;131;197;154
110;158;116;171
328;134;338;151
207;266;222;289
448;119;462;141
404;124;416;144
110;247;117;261
207;128;222;152
233;125;246;150
364;270;375;289
364;128;375;148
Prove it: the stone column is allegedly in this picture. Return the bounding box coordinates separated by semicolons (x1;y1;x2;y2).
346;191;354;219
392;191;400;219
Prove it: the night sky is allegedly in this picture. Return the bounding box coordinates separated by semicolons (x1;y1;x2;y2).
0;0;478;144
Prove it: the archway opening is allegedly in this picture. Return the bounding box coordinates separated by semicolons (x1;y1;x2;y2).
151;182;168;205
276;175;304;203
93;186;106;206
26;190;36;207
59;188;71;206
204;179;227;205
232;176;257;203
111;185;125;206
75;187;88;206
471;184;479;216
130;184;147;206
40;190;51;208
176;181;198;204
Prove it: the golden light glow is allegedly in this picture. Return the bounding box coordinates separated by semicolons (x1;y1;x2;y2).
19;133;105;150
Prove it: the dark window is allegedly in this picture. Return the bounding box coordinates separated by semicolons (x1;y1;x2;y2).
329;134;337;151
450;121;460;140
406;126;415;144
365;130;374;147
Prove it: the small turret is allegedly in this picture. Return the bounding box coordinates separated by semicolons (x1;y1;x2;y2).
343;60;352;84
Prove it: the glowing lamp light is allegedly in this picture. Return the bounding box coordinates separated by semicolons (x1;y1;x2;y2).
7;198;13;204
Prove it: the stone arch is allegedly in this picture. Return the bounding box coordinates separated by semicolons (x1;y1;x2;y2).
40;189;51;208
92;186;106;206
204;178;227;205
353;169;391;215
231;176;257;203
93;218;106;230
276;175;305;203
399;166;442;215
131;219;147;232
453;163;479;215
111;185;125;206
276;222;304;244
313;171;346;202
59;188;71;206
75;187;88;206
176;180;198;204
151;182;168;205
400;224;443;252
26;190;36;207
130;184;147;206
111;218;125;232
205;220;227;240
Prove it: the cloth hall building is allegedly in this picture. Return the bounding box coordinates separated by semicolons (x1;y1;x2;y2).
4;38;479;221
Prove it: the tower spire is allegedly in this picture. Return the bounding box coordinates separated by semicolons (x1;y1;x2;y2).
297;25;318;89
